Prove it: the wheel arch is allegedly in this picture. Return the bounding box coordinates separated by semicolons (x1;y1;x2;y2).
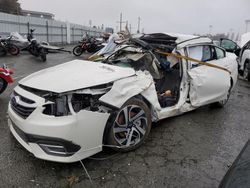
101;96;152;150
101;94;154;145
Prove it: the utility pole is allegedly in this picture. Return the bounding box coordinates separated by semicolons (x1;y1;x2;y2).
246;20;250;33
89;20;92;28
209;25;213;35
129;24;132;33
116;13;126;32
137;17;141;34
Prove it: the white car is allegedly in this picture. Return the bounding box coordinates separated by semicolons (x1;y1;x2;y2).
238;40;250;81
8;33;238;163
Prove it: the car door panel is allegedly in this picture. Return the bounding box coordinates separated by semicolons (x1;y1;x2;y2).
188;66;231;107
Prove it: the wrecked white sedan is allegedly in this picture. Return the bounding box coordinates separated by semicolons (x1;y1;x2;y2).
8;33;238;163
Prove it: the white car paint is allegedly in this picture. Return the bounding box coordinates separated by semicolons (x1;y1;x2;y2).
8;34;238;163
19;60;135;93
239;46;250;74
241;32;250;47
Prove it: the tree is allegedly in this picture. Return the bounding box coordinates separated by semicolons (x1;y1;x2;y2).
0;0;21;15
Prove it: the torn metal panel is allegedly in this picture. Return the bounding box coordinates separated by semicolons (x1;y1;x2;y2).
100;71;161;112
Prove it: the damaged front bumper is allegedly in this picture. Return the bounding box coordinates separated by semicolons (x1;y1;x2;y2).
8;86;110;163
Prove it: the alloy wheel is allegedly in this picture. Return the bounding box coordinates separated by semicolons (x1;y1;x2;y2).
113;105;148;147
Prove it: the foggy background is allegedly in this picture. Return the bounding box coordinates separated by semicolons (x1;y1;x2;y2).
19;0;250;35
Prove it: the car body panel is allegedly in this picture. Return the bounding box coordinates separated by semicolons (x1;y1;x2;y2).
19;60;135;93
100;71;160;109
240;32;250;47
211;52;238;87
188;65;230;107
239;49;250;72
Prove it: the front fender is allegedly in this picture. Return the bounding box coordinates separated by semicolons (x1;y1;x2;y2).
99;71;161;114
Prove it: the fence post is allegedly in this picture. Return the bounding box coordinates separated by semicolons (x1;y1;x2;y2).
72;26;74;43
61;25;63;45
46;20;49;42
27;22;30;35
66;21;71;44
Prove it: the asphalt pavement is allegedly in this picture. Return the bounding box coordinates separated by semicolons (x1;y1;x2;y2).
0;49;250;188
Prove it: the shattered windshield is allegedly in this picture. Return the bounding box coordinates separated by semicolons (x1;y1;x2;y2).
103;45;162;79
104;46;153;70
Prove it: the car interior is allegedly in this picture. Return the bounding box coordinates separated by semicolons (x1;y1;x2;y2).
106;33;183;108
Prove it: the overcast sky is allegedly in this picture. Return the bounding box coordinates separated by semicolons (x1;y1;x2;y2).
19;0;250;35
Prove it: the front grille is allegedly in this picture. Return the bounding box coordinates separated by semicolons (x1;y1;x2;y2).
11;92;36;119
13;91;35;104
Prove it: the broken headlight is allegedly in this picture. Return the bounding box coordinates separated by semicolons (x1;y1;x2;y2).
43;95;70;116
43;83;113;116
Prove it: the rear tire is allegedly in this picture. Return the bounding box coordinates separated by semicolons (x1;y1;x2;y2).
73;46;84;56
105;98;151;152
0;77;7;94
8;44;20;56
212;87;231;108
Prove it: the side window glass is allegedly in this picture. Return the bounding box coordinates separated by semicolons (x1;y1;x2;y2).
215;47;225;59
188;45;216;68
221;39;237;51
201;46;212;61
188;46;203;68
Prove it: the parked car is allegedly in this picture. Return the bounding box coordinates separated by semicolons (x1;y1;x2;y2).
0;64;14;94
8;33;238;163
238;40;250;81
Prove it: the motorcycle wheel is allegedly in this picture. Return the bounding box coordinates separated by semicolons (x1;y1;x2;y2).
28;47;38;56
0;46;7;57
73;45;84;56
0;77;7;94
8;44;20;56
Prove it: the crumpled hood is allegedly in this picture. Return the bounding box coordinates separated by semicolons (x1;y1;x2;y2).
19;60;136;93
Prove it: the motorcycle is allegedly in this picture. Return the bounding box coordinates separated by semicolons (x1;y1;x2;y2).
24;29;47;62
0;64;14;94
0;36;20;57
73;36;105;56
27;39;47;62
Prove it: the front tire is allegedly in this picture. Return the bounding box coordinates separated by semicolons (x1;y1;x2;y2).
73;46;84;56
0;77;7;94
106;98;152;152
